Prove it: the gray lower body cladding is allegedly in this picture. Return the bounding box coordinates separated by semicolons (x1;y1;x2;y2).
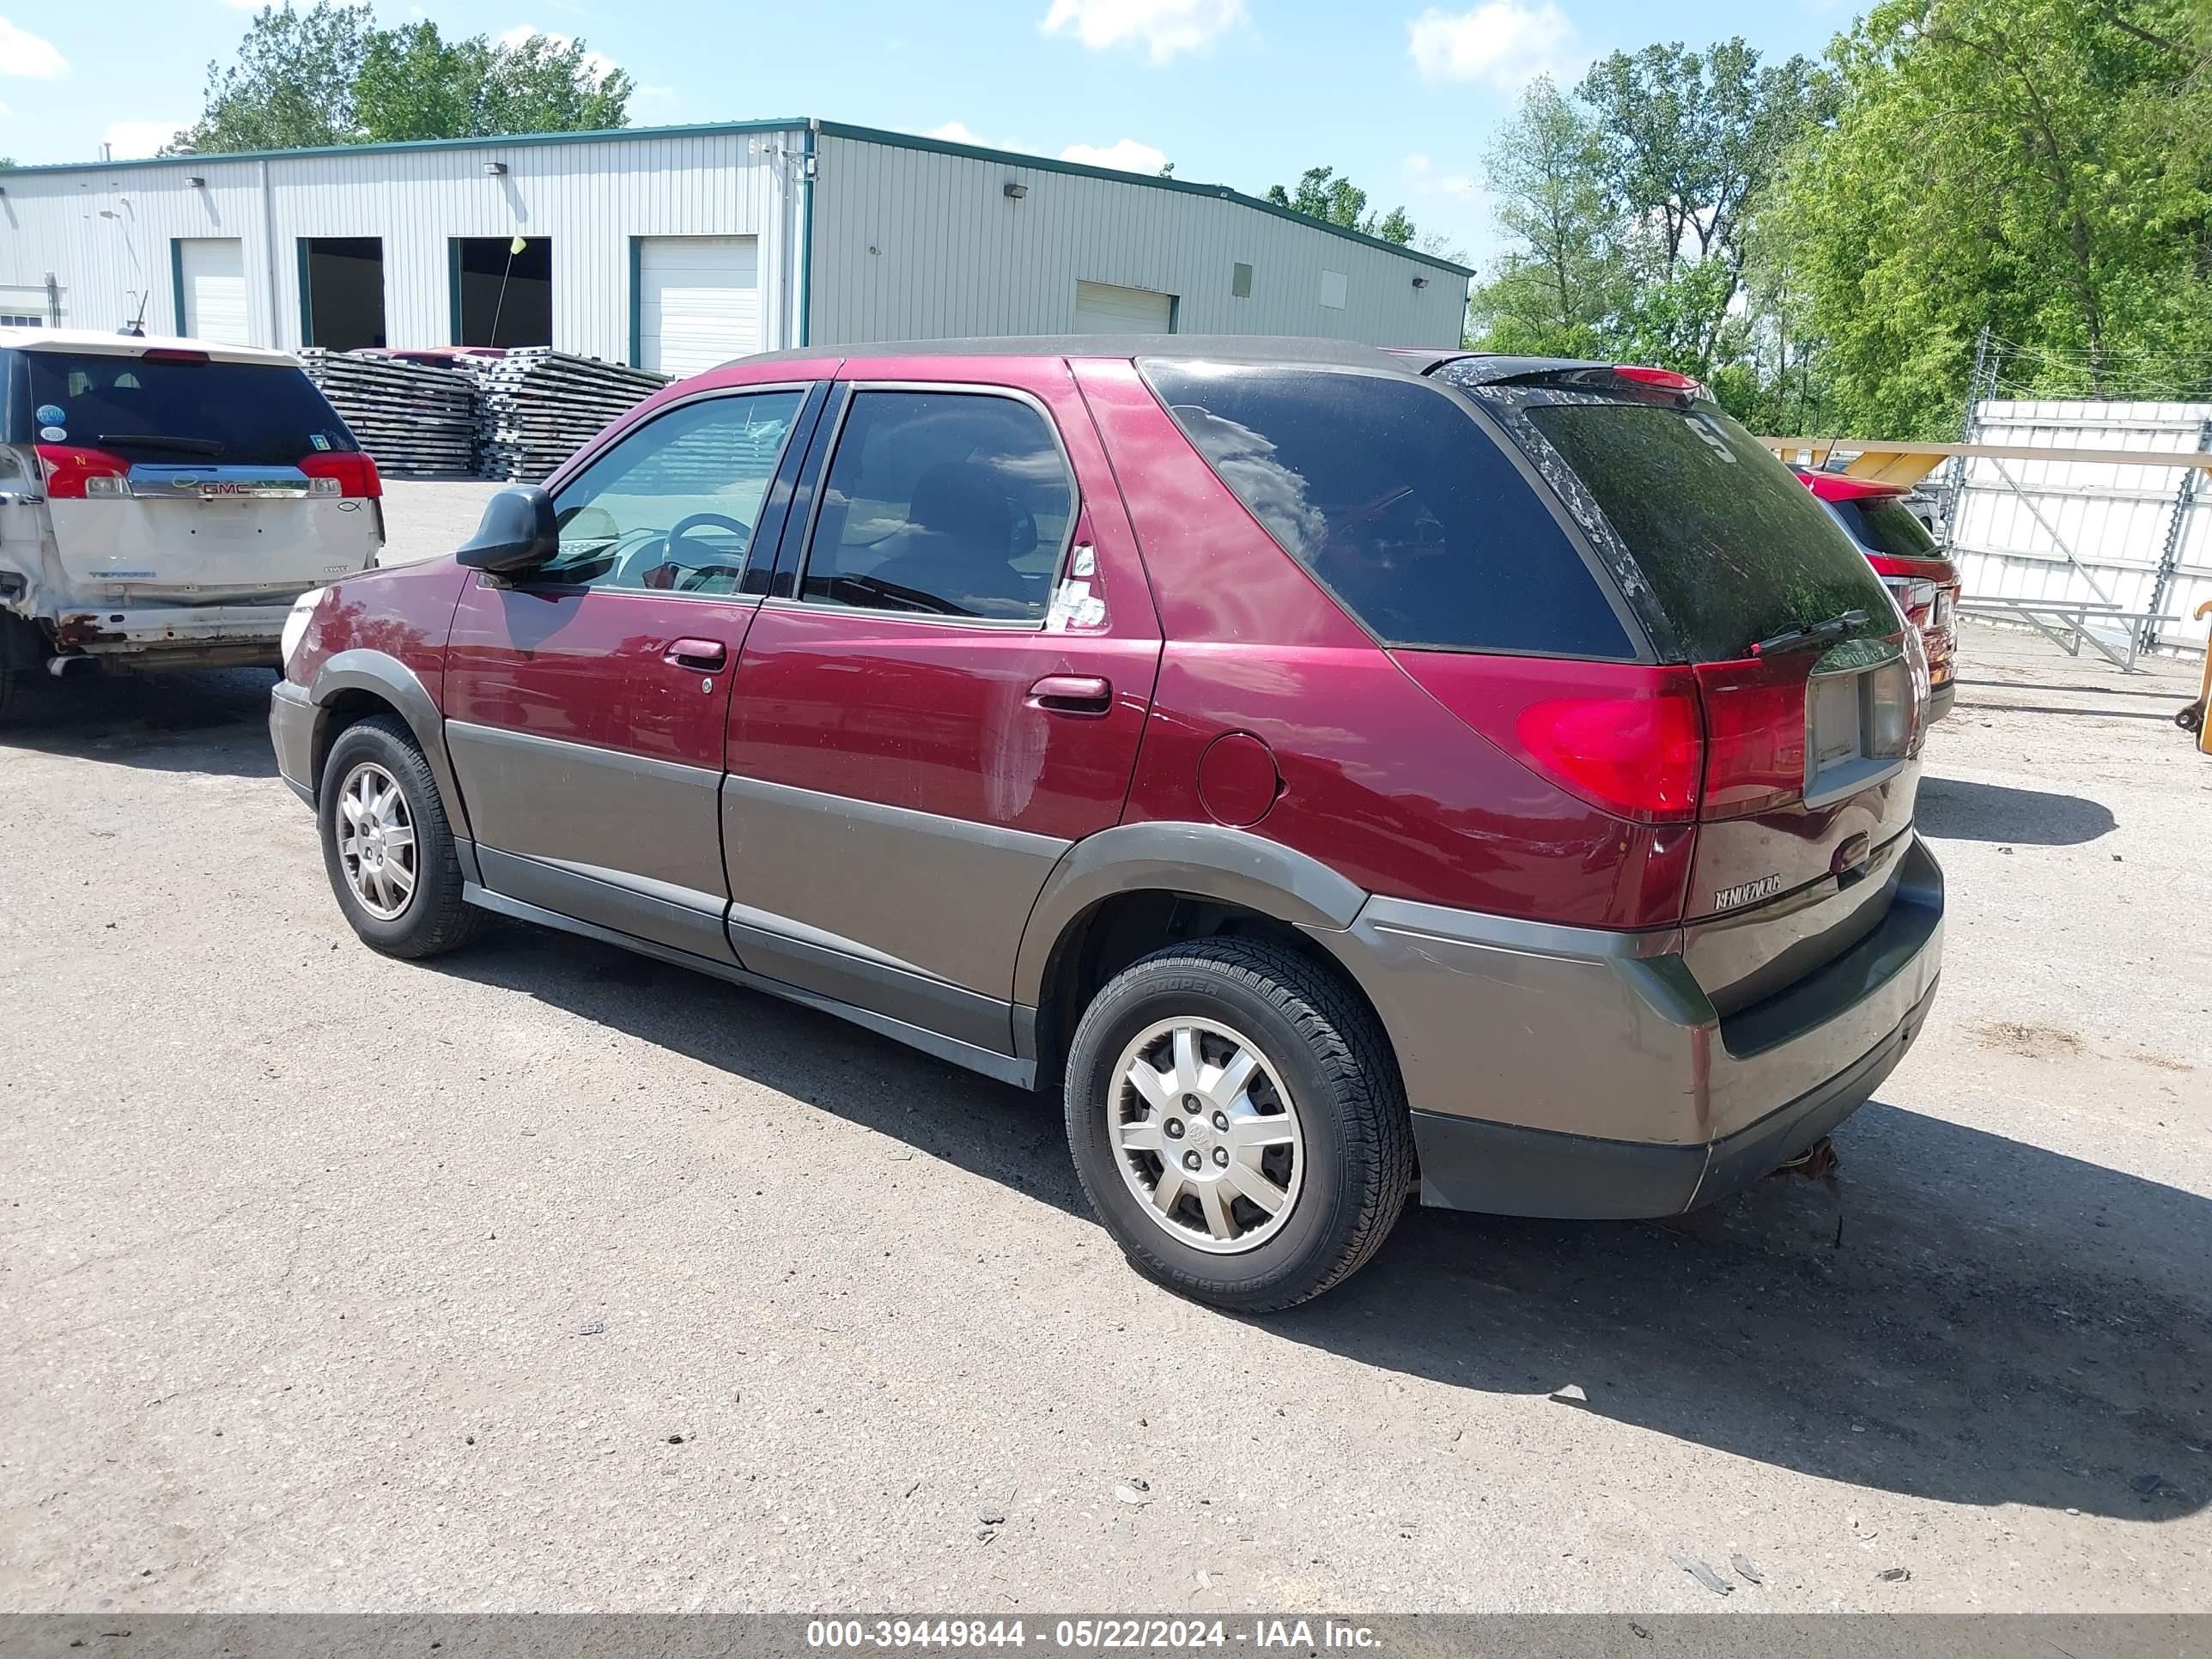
270;678;317;805
1324;836;1944;1216
1410;975;1936;1218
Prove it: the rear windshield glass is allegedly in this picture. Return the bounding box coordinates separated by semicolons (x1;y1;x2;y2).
20;353;356;465
1519;399;1893;662
1144;362;1633;658
1832;495;1938;561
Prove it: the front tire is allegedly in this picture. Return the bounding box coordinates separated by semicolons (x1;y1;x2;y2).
317;714;483;959
1064;938;1413;1312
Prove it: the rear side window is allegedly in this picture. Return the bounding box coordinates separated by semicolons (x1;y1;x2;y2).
1518;399;1893;663
1143;362;1633;658
801;390;1075;623
1832;495;1938;561
21;352;356;465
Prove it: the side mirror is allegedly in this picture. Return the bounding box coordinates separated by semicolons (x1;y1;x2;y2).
456;486;559;574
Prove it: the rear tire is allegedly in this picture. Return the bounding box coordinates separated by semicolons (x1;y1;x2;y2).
317;714;484;959
1064;938;1413;1312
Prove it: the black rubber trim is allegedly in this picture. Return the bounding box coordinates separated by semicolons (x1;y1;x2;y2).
1412;977;1938;1220
1719;836;1942;1060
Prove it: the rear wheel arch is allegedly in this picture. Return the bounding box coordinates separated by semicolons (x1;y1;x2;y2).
1024;856;1395;1105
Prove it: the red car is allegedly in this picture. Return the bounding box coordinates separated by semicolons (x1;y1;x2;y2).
1796;469;1960;721
270;340;1942;1310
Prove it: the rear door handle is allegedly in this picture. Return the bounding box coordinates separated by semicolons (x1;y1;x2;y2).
1028;674;1113;715
664;637;727;671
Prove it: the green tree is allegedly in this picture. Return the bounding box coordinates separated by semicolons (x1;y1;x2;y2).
175;1;374;154
1264;166;1418;245
173;2;630;155
1788;0;2212;434
1467;76;1630;358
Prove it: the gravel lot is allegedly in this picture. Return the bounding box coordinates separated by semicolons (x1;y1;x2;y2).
3;612;2208;1614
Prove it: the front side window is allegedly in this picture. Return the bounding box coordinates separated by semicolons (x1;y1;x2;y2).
800;391;1075;622
539;388;806;595
1146;362;1634;657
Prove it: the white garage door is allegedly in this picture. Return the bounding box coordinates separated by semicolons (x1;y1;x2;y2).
1073;280;1176;334
639;236;760;378
178;239;249;345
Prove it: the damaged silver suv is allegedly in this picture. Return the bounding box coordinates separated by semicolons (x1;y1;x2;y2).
0;327;383;718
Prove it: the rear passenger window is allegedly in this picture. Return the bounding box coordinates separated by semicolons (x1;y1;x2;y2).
801;391;1074;622
1144;362;1634;658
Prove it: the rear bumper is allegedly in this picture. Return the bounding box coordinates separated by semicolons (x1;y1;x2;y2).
1928;676;1956;722
1320;835;1945;1219
1408;975;1936;1218
269;678;317;807
52;600;290;668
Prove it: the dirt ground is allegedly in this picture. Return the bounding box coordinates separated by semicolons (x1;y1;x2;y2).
1;618;2207;1614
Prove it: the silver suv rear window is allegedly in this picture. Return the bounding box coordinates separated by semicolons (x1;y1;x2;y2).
14;352;356;465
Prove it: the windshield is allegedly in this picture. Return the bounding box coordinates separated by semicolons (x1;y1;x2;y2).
21;352;356;465
1510;396;1894;663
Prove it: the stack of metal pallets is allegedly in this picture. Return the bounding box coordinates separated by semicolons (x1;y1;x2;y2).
468;350;671;483
299;349;480;478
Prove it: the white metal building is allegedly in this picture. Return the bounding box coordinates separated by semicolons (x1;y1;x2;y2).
0;118;1471;367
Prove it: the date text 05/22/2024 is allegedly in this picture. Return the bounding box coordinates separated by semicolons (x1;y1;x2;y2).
804;1619;1382;1650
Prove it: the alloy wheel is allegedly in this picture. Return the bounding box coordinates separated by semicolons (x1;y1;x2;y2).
1107;1017;1305;1254
336;760;418;921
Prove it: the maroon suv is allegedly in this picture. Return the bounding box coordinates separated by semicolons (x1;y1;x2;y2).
270;338;1943;1310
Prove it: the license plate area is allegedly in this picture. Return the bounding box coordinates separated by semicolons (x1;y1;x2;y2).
1803;643;1912;808
126;465;312;503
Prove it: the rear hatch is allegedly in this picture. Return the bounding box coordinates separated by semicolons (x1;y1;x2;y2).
1433;363;1929;1015
9;344;380;601
1814;482;1960;691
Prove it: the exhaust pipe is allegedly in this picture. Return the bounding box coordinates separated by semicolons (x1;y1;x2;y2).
46;655;97;678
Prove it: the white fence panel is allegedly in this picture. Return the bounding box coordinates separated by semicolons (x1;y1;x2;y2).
1948;398;2212;656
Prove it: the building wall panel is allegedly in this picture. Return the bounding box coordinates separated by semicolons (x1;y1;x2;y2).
806;132;1468;349
1;127;803;363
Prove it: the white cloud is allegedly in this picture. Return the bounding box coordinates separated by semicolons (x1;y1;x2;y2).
0;15;68;77
104;120;188;159
1407;1;1572;89
1060;137;1169;173
930;121;987;145
498;25;619;83
1404;152;1485;204
1040;0;1246;62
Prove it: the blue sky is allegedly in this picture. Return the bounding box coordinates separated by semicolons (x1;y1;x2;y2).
0;0;1857;268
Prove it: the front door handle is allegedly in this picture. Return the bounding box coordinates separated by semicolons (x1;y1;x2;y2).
664;637;727;671
1028;673;1112;715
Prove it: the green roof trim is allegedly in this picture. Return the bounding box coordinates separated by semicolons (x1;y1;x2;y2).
0;117;810;175
0;114;1474;281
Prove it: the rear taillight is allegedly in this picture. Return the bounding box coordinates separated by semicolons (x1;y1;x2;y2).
1881;574;1936;624
299;450;382;499
1514;681;1703;823
1693;655;1814;818
35;443;131;500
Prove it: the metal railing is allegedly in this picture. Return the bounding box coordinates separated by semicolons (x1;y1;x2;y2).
1956;596;2181;673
